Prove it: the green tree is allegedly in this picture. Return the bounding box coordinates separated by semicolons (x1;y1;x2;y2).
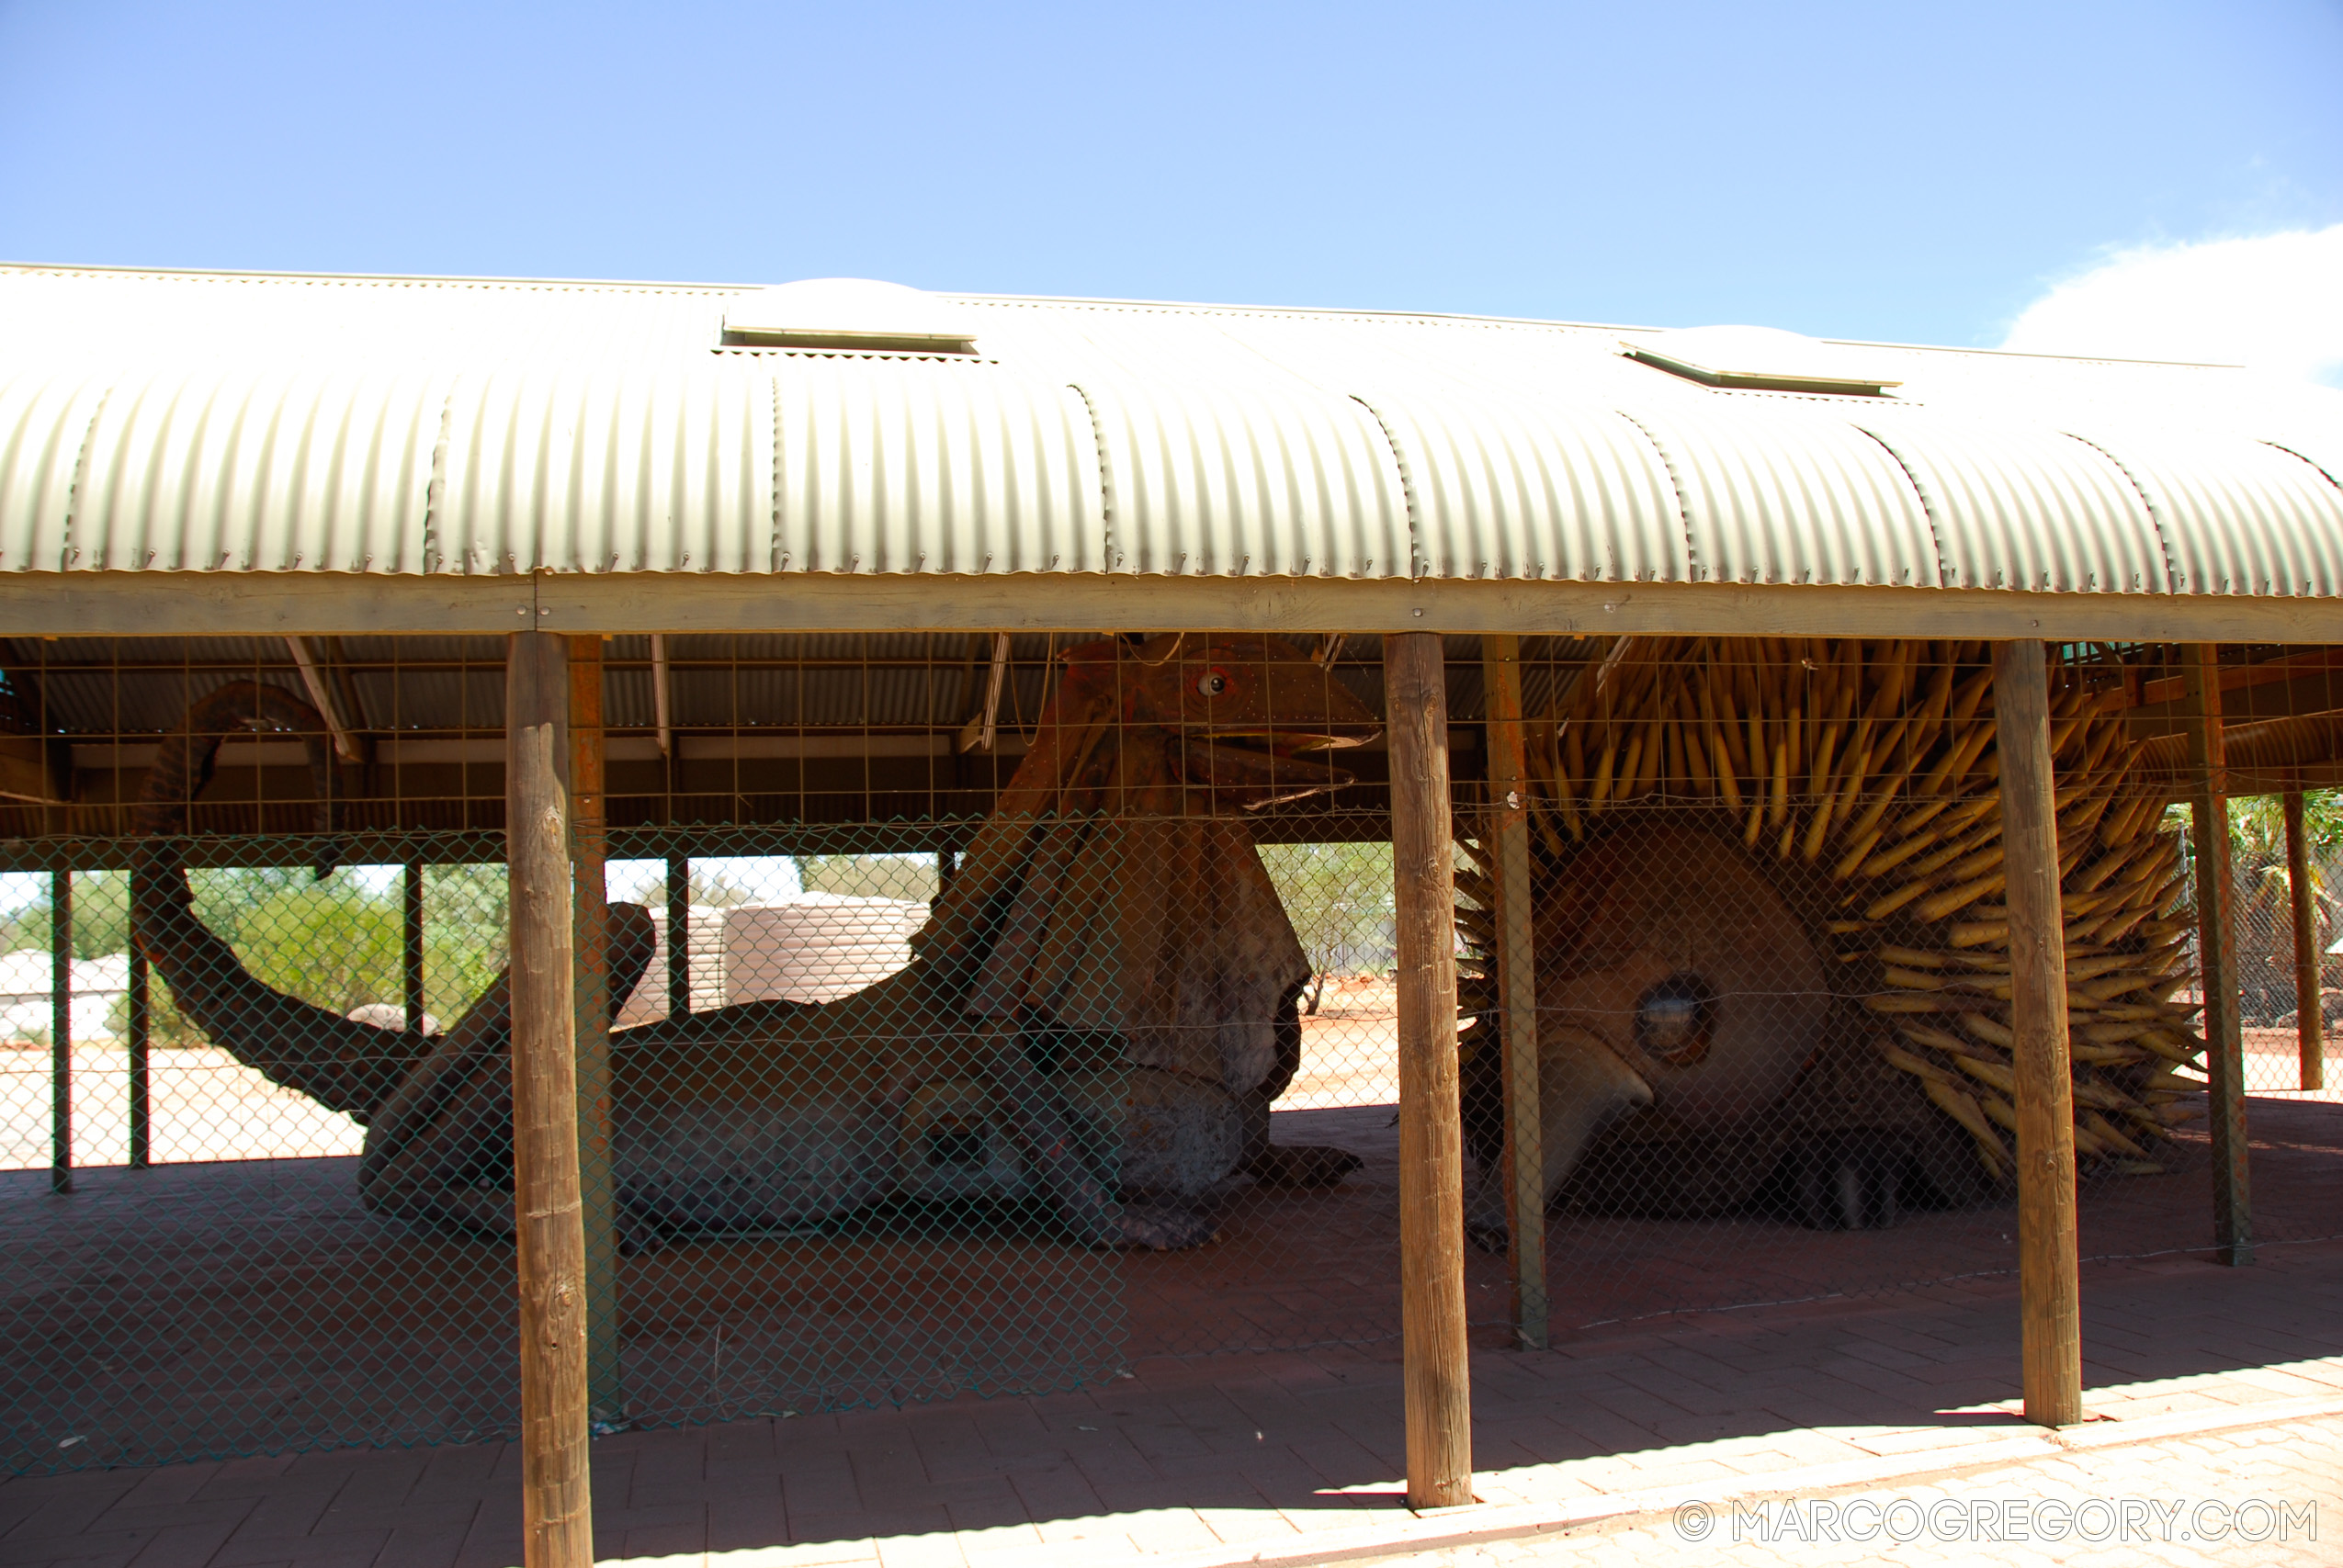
0;869;132;959
1256;841;1395;1012
199;874;402;1017
420;863;508;1026
2166;790;2343;1021
798;853;939;903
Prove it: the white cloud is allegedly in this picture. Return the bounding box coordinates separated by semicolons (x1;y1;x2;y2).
1999;225;2343;388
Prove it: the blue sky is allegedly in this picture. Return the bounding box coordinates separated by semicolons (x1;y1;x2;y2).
3;1;2339;362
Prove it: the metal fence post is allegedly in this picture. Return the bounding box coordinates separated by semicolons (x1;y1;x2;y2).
51;867;72;1195
127;941;150;1170
1386;631;1474;1509
508;631;594;1568
403;861;426;1039
2284;790;2324;1091
666;855;691;1020
2183;644;2252;1267
1480;635;1546;1351
1992;641;2082;1427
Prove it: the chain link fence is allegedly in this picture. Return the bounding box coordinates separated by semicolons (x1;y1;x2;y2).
1;632;2337;1476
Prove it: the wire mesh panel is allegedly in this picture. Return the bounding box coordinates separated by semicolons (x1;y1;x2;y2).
0;631;1401;1464
0;834;520;1474
1115;816;1409;1359
1445;637;2343;1333
3;629;2339;1476
0;635;524;1473
591;820;1132;1425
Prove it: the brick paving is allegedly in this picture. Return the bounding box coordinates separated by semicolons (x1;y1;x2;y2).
12;1080;2340;1466
1393;1414;2343;1567
2;1238;2338;1568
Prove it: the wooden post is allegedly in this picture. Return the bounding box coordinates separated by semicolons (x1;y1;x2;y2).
127;942;150;1170
2284;791;2324;1092
51;868;72;1195
403;862;427;1038
665;855;691;1020
569;637;622;1428
1480;635;1546;1352
2183;644;2252;1267
1386;631;1474;1510
507;631;594;1568
1992;641;2082;1427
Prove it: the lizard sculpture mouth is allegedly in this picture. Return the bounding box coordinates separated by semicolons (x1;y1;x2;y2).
1174;731;1372;808
1105;637;1377;806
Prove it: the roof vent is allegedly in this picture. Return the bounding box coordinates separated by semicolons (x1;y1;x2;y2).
721;277;979;354
1623;325;1900;396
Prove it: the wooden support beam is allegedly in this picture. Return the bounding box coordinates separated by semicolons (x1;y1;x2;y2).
127;943;150;1170
650;633;674;759
2284;791;2325;1092
506;631;594;1568
665;856;691;1020
1386;631;1474;1510
568;637;622;1429
2183;644;2253;1268
1992;641;2082;1428
285;636;359;761
28;566;2343;644
51;869;72;1196
1479;634;1546;1352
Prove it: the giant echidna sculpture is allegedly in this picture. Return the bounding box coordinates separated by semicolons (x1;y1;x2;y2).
1454;637;2203;1238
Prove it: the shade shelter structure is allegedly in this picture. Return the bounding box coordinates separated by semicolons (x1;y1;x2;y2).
4;265;2343;1562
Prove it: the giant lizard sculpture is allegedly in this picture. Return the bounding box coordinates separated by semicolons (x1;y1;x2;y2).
132;634;1378;1250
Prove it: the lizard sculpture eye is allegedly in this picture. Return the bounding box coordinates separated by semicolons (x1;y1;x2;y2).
1196;669;1230;697
1635;973;1719;1066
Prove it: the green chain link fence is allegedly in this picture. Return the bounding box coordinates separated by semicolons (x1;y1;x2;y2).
3;633;2337;1477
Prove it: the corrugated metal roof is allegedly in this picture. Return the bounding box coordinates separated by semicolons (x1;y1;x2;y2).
775;361;1102;575
1357;392;1682;582
38;668;313;734
1086;375;1409;577
436;361;770;574
0;364;114;571
1620;401;1939;588
0;629;1101;734
1849;416;2169;593
2066;428;2343;597
70;361;449;572
345;668;505;731
2;263;2340;602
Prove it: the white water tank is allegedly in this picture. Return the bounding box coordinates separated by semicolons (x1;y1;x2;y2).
722;895;930;1005
612;897;928;1021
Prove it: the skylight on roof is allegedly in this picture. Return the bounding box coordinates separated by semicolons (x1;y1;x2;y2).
1623;325;1901;396
722;277;979;354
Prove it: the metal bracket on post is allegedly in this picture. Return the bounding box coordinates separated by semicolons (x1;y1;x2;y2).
1480;635;1546;1351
